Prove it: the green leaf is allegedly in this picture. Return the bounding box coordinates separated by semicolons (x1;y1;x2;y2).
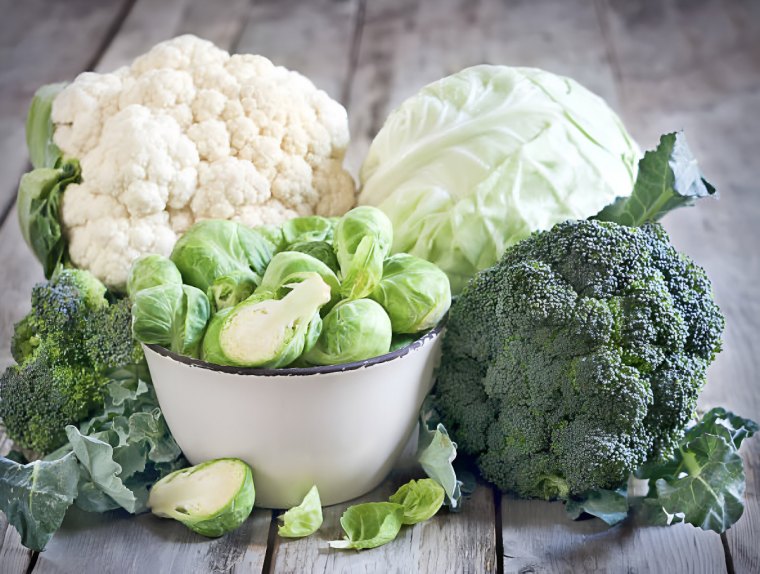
653;433;746;533
418;401;462;510
17;159;81;278
0;452;79;551
565;487;629;526
128;410;182;464
278;485;323;538
26;83;66;169
684;407;758;450
388;478;445;525
594;131;716;226
329;502;405;550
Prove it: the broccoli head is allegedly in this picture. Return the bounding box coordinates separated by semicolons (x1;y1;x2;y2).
0;270;142;453
435;220;724;499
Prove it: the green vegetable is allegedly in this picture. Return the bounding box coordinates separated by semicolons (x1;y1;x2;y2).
281;215;335;244
390;333;417;352
370;254;451;333
329;502;405;550
435;219;724;500
278;485;323;538
127;254;182;298
202;274;331;367
418;400;462;510
255;251;341;308
0;270;142;453
148;458;255;538
333;206;393;300
288;240;340;274
302;299;392;365
595;132;716;226
565;487;629;526
0;452;79;551
17;159;81;278
26;83;66;169
389;479;445;525
170;219;274;293
131;283;211;358
359;66;640;294
207;271;257;311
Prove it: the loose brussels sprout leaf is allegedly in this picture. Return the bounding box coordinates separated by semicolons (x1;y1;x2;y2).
288;240;340;274
170;220;273;293
329;502;405;550
148;458;255;538
278;485;323;538
333;206;393;299
282;215;335;245
565;487;629;526
389;479;445;525
127;254;182;298
418;401;462;510
303;298;392;365
26;83;66;169
207;271;257;311
371;253;451;333
131;283;211;358
256;251;341;309
204;274;331;368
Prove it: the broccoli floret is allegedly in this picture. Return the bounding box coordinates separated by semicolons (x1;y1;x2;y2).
0;270;142;453
435;220;724;499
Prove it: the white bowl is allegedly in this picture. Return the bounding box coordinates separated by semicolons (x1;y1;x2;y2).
142;327;443;508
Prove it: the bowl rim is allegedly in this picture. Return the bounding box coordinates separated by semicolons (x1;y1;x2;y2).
144;320;445;377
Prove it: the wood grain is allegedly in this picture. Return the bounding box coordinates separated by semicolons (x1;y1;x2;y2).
31;507;271;574
269;472;497;573
0;0;133;223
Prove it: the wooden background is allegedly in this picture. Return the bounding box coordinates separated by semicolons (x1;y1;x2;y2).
1;0;758;572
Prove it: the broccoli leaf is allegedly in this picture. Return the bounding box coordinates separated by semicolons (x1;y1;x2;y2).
0;452;79;551
565;487;629;526
418;398;463;511
594;131;716;226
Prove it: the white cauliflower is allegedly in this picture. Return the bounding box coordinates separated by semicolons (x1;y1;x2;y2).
48;35;356;289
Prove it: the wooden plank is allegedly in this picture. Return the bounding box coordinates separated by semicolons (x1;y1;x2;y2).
501;497;727;574
0;513;35;574
234;0;362;104
31;507;271;574
269;471;497;573
0;0;133;222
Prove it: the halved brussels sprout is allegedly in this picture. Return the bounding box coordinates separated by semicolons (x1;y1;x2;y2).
202;274;331;368
170;220;273;293
281;215;336;245
148;458;255;538
256;252;340;309
303;298;392;365
127;254;182;298
333;206;393;300
287;241;340;274
131;283;211;358
207;271;257;311
370;253;451;333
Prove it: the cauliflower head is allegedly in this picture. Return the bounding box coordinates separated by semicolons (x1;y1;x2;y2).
43;35;355;289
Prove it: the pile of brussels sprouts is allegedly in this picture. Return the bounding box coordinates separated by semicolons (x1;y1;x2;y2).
128;207;452;368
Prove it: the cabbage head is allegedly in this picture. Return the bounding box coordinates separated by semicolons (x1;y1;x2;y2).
359;66;639;293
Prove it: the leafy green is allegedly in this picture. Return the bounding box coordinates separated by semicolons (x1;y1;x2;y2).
595;131;716;226
0;453;79;551
278;485;323;538
388;479;445;525
26;83;66;169
329;502;405;550
418;398;462;510
565;487;629;526
16;159;81;278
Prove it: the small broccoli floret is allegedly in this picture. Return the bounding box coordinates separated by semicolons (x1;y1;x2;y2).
0;270;142;454
435;220;724;499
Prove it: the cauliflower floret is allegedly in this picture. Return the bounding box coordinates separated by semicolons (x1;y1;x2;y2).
49;34;355;289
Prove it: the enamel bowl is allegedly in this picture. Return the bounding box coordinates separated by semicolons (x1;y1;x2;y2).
142;325;443;508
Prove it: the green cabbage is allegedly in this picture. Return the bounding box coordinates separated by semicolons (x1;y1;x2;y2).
359;66;639;293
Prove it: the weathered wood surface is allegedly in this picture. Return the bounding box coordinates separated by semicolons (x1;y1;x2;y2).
1;0;759;572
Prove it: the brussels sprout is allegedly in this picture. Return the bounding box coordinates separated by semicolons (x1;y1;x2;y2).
253;224;286;254
131;283;211;358
127;254;183;298
303;298;392;365
288;241;340;274
282;215;335;245
256;252;340;309
148;458;255;538
390;333;417;352
388;478;445;525
370;253;451;333
207;271;257;311
201;274;331;368
170;220;274;293
333;207;393;300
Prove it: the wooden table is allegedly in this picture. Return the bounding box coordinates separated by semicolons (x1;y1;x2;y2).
1;0;758;572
